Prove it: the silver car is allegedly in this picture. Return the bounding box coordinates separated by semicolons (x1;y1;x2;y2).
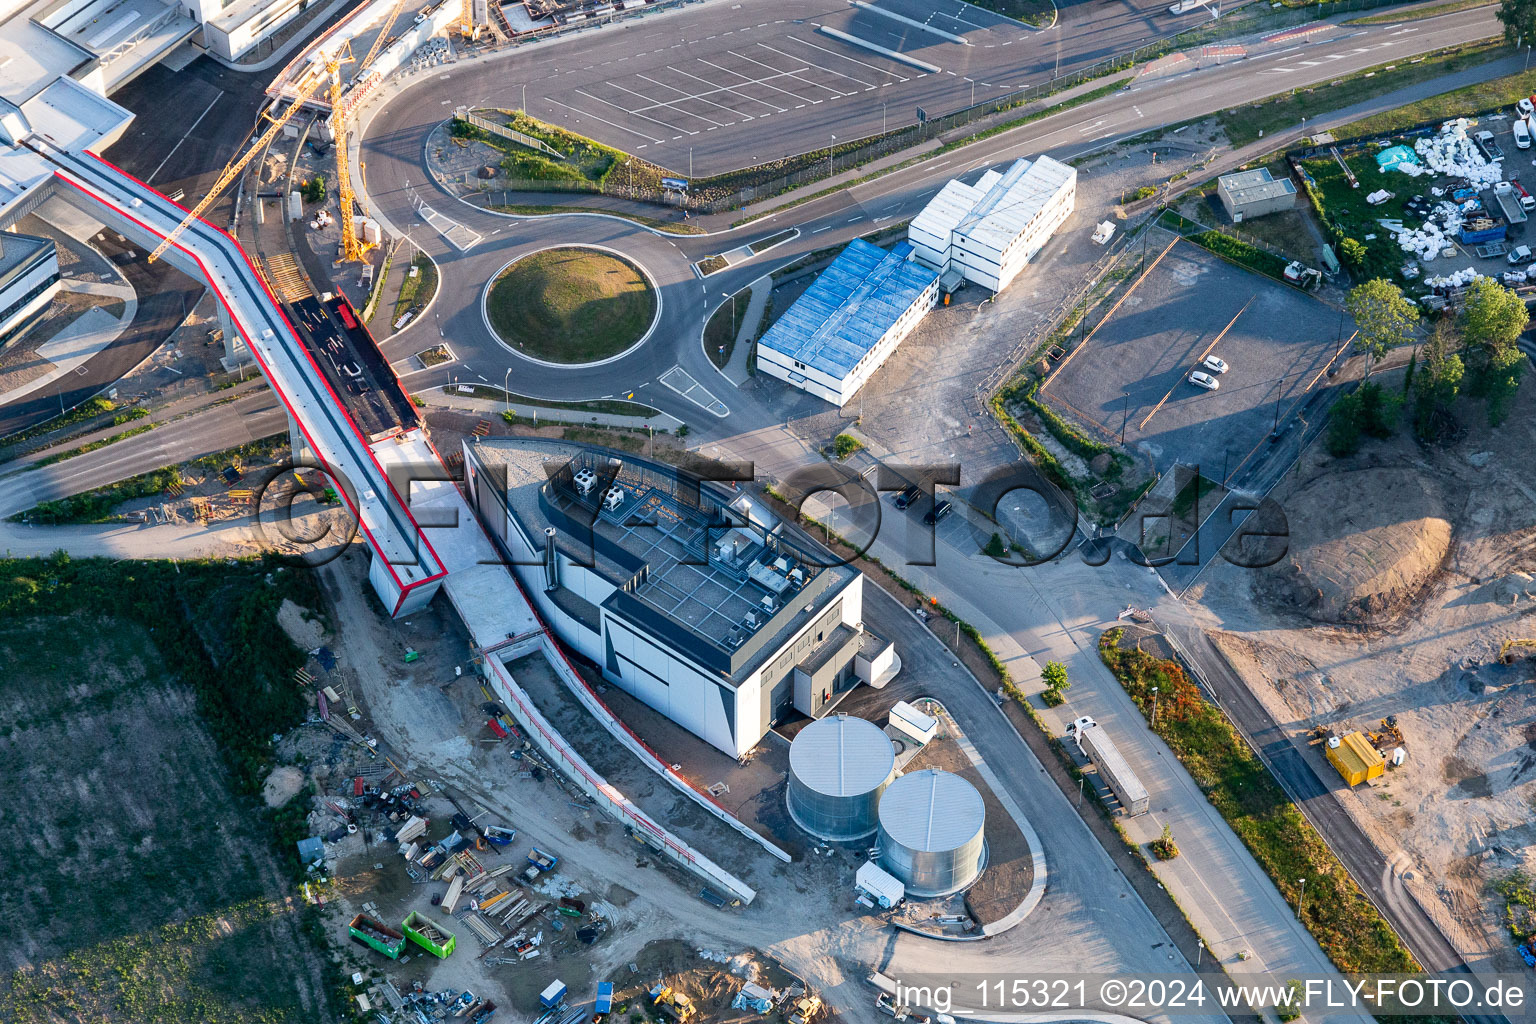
1188;370;1220;391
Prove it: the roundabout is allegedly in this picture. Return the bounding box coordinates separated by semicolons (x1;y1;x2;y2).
482;245;660;367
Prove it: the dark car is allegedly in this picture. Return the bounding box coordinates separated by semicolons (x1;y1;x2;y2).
893;485;922;510
923;499;953;526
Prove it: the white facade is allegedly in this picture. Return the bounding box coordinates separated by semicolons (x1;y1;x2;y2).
908;155;1076;293
754;239;940;408
0;234;60;341
462;440;888;759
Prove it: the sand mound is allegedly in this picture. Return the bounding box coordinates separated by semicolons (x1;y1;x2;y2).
1257;467;1450;623
262;765;305;808
276;598;326;651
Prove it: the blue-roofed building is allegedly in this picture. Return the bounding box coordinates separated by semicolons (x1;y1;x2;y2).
756;239;940;406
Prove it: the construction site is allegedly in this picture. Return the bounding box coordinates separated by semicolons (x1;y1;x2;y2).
1189;370;1536;969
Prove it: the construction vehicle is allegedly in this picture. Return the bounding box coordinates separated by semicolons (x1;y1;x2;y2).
149;49;348;264
1501;638;1536;664
650;985;697;1023
348;913;406;959
1283;261;1322;289
789;995;824;1024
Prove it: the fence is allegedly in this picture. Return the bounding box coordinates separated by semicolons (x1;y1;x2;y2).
466;0;1425;214
480;634;760;905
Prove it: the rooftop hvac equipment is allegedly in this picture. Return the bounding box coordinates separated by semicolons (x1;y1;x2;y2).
572;467;597;495
877;769;985;896
787;715;896;841
603;486;625;510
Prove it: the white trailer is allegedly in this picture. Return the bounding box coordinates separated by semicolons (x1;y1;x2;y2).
1069;716;1150;816
856;861;906;908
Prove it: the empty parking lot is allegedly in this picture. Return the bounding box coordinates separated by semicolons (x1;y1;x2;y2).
500;0;1038;173
1041;239;1351;483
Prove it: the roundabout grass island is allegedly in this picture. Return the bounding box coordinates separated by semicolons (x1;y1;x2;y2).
485;247;658;365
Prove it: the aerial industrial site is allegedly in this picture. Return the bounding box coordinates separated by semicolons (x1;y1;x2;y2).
3;0;1536;1020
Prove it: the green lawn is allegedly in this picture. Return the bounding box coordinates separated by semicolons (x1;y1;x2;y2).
705;289;751;369
1217;40;1508;147
12;467;183;524
1334;61;1536;138
1345;0;1492;23
486;248;657;364
1298;150;1414;281
1098;629;1421;976
961;0;1054;25
392;253;438;324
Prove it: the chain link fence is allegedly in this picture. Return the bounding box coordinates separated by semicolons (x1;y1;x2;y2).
467;0;1425;214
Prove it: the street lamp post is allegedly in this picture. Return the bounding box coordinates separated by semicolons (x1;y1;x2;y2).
503;367;512;419
1150;686;1159;727
1297;877;1307;919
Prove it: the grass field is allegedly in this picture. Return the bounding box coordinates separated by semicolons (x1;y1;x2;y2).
964;0;1054;25
0;556;335;1023
487;248;656;364
1345;0;1492;23
705;289;750;369
1333;61;1536;138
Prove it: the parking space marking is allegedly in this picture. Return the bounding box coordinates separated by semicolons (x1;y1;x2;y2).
546;95;670;142
665;64;787;113
783;33;912;83
755;40;877;90
699;56;821;105
1137;296;1252;431
729;47;850;97
603;79;733;129
635;72;754;122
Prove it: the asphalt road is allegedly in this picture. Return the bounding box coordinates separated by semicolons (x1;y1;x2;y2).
1159;619;1513;1024
0;391;285;519
358;2;1501;432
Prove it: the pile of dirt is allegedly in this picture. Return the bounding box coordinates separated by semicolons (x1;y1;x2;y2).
1255;466;1451;623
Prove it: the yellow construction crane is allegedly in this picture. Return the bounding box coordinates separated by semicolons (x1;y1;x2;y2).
328;52;368;265
149;54;343;264
353;0;410;90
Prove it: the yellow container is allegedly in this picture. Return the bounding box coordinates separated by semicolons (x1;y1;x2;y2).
1327;732;1385;787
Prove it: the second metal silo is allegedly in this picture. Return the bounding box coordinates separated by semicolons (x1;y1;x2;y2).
877;769;986;896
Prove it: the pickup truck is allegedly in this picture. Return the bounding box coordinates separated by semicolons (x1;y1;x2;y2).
1476;130;1504;162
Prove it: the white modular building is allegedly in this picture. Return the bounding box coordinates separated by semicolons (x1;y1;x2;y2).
908;155;1077;293
462;437;898;759
755;238;940;407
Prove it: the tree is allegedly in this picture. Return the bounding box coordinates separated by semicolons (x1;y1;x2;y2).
301;174;326;204
1458;277;1528;424
1042;661;1069;693
1497;0;1536;47
1338;237;1367;267
1412;319;1464;440
1346;279;1419;376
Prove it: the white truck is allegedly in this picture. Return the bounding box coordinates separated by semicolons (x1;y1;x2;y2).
1069;716;1150;816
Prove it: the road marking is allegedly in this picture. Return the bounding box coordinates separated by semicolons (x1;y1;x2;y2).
811;224;831;232
147;90;224;183
545;94;669;142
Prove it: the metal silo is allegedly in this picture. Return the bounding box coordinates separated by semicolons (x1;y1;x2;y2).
786;715;896;841
877;769;986;896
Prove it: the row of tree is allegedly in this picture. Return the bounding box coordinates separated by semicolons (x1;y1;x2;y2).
1337;276;1528;453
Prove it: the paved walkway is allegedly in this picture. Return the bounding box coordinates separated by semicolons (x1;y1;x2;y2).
798;489;1371;1018
722;276;769;386
427;389;682;430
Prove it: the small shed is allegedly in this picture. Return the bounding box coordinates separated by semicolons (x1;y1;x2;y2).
856;860;906;908
1216;168;1297;222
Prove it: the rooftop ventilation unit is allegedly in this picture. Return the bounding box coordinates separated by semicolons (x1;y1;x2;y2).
603;486;625;511
742;611;760;630
572;467;597;495
759;594;776;614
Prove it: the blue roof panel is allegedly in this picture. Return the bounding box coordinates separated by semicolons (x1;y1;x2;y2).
759;239;938;380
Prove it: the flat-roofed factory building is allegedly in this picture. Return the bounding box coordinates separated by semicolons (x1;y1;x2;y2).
462;437;898;758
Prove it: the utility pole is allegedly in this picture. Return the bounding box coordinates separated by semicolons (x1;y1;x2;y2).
1120;392;1130;444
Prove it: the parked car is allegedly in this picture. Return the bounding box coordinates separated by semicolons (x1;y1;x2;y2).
1188;370;1221;391
1202;354;1229;374
1516;119;1532;150
923;500;953;526
1508;244;1533;265
893;484;921;510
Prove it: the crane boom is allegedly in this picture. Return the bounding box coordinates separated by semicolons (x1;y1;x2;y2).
354;0;410;88
148;64;334;264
